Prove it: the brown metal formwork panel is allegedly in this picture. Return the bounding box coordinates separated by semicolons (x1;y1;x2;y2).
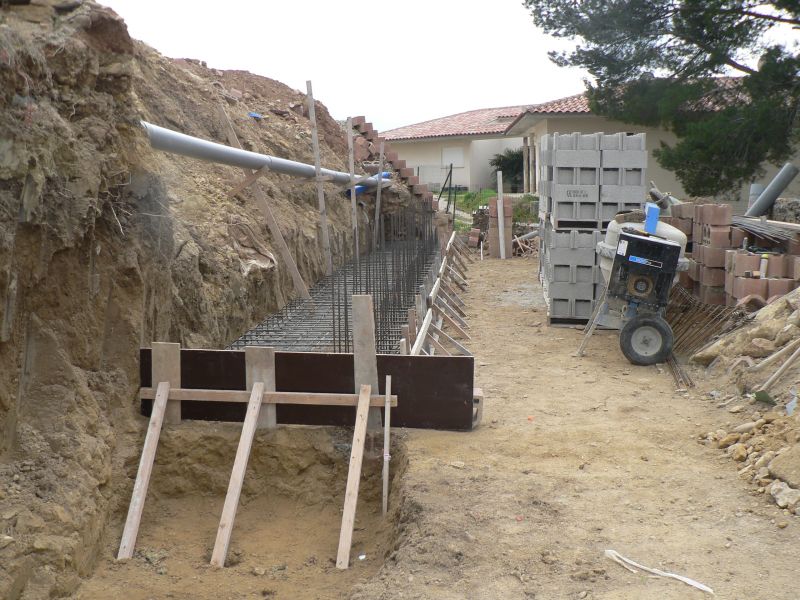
140;349;475;431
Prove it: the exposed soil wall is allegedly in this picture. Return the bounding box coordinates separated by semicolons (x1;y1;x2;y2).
0;2;408;597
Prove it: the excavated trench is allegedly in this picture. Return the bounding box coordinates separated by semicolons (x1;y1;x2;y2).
76;425;409;599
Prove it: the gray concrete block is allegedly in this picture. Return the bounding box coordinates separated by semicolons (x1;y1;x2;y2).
602;150;648;169
550;184;600;203
600;132;646;151
600;185;647;203
552;199;599;220
549;297;595;319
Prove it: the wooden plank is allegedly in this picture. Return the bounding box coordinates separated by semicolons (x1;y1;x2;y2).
138;387;397;406
497;171;507;259
246;346;276;429
210;382;265;568
352;295;382;430
228;163;270;199
447;265;468;289
398;338;408;355
336;384;372;569
432;304;471;340
410;310;433;356
407;308;417;346
217;106;311;300
152;342;181;425
118;381;170;559
429;322;472;356
306;80;333;276
382;376;392;516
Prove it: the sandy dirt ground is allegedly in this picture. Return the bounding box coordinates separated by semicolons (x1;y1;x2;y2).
74;256;797;599
353;256;797;600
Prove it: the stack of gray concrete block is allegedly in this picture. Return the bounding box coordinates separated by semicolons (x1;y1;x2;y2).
539;132;647;322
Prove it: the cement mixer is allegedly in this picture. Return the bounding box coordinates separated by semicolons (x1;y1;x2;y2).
593;200;689;365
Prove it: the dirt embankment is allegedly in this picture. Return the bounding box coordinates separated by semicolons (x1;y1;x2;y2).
0;2;403;597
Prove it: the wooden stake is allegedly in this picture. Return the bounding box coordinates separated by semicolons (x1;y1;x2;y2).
118;381;170;560
759;343;800;393
382;375;392;516
153;342;181;425
373;140;385;247
210;382;265;568
228;164;271;199
336;384;372;569
398;338;408;355
346;117;360;262
407;308;417;346
306;80;333;276
246;346;276;429
410;310;433;356
497;170;506;260
352;295;382;430
217;106;311;300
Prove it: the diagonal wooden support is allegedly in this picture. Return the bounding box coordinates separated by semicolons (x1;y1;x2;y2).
118;381;170;560
434;297;469;329
336;384;372;569
210;382;265;568
432;304;470;340
448;265;468;289
429;322;472;356
440;280;466;308
426;331;451;356
217;106;311;301
228;164;271;199
410;310;433;356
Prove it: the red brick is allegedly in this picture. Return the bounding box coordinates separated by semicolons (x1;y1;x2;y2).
768;278;794;299
392;159;406;170
725;270;734;294
694;244;704;264
725;249;738;272
351;116;366;127
489;197;513;218
404;176;419;186
399;167;415;178
692;222;702;242
786;256;800;280
357;121;374;133
671;202;695;219
733;252;761;276
678;271;692;288
733;277;768;299
767;254;785;278
413;184;429;195
674;218;693;236
700;284;726;305
702;245;726;268
700;266;725;287
703;224;732;248
687;258;699;281
696;203;732;226
385;151;399;163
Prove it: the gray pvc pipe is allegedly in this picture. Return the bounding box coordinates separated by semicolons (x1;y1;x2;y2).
141;121;388;188
745;163;799;217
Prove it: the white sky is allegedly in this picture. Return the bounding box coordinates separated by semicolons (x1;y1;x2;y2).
100;0;589;131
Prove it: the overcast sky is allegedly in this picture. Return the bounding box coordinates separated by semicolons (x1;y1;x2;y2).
100;0;588;131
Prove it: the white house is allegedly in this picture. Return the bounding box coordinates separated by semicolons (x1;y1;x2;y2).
382;106;526;192
385;92;799;213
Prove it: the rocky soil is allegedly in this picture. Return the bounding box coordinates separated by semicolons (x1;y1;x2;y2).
0;2;407;597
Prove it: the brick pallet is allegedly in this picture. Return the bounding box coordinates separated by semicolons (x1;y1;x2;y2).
539;132;647;323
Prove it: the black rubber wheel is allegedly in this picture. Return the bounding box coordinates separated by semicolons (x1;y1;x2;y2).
619;314;673;366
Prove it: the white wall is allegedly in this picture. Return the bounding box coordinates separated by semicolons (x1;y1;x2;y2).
388;139;471;190
469;137;523;191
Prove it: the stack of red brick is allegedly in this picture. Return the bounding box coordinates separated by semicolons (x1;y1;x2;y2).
668;202;800;306
350;116;436;210
467;228;481;248
487;197;512;258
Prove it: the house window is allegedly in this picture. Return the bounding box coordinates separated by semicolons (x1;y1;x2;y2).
441;146;464;168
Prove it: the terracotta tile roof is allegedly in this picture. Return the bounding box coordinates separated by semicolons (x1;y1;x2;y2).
383;94;592;141
527;93;590;114
383;105;531;141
